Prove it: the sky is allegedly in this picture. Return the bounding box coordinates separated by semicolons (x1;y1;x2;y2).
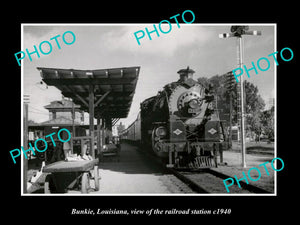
22;24;275;128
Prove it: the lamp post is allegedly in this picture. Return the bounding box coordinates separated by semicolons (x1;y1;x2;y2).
219;26;261;168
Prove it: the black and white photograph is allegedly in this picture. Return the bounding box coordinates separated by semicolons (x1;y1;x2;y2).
3;6;297;221
21;24;276;195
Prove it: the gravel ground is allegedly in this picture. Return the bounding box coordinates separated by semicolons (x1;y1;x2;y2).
182;172;253;194
212;150;275;193
232;141;274;154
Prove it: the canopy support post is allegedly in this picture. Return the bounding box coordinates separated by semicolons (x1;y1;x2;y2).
96;114;102;156
89;85;95;158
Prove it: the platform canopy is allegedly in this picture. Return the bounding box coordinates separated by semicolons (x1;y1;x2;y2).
37;66;140;119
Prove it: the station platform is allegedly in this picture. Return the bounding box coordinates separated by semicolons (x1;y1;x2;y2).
68;143;193;194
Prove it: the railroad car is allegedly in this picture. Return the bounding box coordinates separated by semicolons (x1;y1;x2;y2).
121;67;229;169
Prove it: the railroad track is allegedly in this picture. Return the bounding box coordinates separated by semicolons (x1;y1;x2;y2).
134;143;271;194
169;168;271;194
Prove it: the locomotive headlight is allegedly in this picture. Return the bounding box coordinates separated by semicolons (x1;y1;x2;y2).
155;126;167;137
189;99;199;108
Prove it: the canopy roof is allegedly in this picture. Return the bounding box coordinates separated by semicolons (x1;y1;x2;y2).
38;66;140;119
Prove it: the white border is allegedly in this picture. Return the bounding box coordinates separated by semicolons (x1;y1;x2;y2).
21;23;25;195
21;23;277;196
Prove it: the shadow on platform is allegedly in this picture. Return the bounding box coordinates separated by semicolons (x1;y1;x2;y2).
98;143;169;175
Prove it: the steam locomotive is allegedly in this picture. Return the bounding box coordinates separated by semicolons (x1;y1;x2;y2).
121;67;229;169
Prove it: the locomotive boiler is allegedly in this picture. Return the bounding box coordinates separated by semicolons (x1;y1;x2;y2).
139;67;228;169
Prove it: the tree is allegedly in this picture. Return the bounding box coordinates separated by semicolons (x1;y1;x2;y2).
242;81;265;140
231;80;265;124
244;81;265;115
198;75;230;121
198;75;267;140
197;77;210;88
260;106;274;141
198;76;265;121
246;109;263;141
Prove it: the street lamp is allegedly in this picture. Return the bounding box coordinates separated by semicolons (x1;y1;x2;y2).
219;26;261;168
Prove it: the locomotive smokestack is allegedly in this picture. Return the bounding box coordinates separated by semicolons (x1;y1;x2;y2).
177;66;195;82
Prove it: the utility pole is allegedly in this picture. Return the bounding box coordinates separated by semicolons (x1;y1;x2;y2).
225;71;235;148
219;26;261;168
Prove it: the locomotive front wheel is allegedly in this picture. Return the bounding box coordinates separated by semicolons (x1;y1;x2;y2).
81;172;90;194
151;127;161;156
151;127;168;158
